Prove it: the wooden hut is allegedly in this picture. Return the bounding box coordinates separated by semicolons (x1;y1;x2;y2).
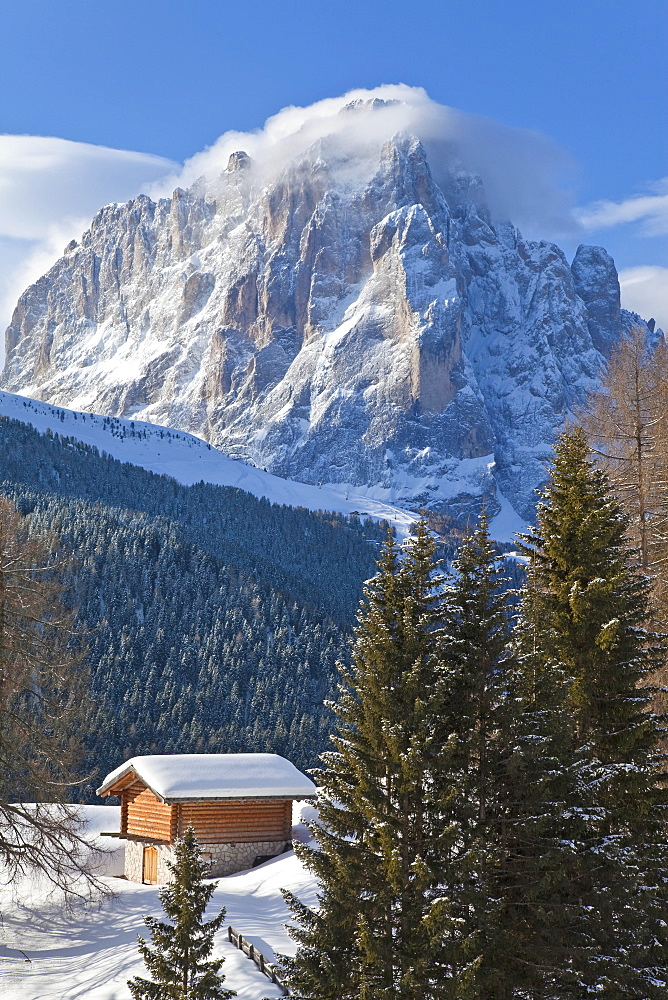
97;752;316;883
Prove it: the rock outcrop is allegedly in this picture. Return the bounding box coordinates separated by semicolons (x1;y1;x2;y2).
0;117;650;520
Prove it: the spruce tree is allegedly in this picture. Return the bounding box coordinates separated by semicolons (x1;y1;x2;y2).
128;827;235;1000
439;512;512;846
435;512;515;995
515;427;668;996
282;518;471;1000
434;513;580;998
519;429;664;788
483;607;594;999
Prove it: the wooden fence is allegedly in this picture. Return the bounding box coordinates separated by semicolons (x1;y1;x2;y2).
227;925;290;996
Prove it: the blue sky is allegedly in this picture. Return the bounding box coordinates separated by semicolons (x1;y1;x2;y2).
1;0;666;329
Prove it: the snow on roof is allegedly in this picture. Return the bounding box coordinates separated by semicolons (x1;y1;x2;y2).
97;753;316;802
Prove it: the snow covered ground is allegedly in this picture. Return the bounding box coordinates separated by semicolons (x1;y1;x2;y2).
0;389;418;538
0;804;317;1000
0;389;525;542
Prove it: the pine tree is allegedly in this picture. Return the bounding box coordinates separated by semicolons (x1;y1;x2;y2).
482;604;594;999
514;427;668;996
282;518;471;1000
128;827;235;1000
439;512;512;846
434;512;512;997
433;513;582;998
519;427;663;768
434;512;515;995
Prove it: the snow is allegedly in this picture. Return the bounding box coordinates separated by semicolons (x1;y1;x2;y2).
0;804;316;1000
0;388;527;544
489;485;526;543
0;389;416;539
97;753;317;802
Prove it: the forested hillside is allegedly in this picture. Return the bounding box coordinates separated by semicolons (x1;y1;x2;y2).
0;416;385;794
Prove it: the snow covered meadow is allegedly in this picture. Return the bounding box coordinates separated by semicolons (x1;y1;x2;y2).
0;804;318;1000
0;390;417;539
0;390;526;543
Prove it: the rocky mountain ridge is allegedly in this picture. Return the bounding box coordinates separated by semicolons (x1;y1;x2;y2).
0;108;651;520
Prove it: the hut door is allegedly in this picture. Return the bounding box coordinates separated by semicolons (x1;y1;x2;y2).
143;846;158;884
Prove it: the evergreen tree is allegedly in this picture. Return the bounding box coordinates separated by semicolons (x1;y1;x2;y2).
283;518;470;1000
514;427;668;996
439;511;512;849
519;428;664;778
435;513;517;997
128;827;235;1000
431;513;581;998
482;606;593;999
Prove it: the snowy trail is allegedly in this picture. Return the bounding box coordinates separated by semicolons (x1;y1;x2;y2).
0;806;315;1000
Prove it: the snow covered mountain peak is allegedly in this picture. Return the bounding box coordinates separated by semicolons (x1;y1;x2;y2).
0;103;652;522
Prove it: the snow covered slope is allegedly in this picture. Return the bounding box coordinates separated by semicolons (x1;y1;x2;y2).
1;95;653;524
0;388;418;537
0;804;315;1000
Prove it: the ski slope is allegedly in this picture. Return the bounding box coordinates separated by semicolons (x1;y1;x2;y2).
0;390;525;542
0;390;417;538
0;804;317;1000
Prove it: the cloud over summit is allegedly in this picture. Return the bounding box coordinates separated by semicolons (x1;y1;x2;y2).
0;87;665;348
151;84;578;240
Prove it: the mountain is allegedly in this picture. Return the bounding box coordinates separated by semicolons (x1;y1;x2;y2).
0;99;651;521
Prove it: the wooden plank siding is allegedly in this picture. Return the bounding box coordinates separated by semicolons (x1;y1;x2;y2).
178;800;292;843
120;784;292;844
124;786;174;842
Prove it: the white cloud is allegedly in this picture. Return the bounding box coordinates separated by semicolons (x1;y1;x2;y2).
0;136;175;240
150;84;579;240
576;178;668;237
0;135;176;352
619;266;668;332
1;88;584;360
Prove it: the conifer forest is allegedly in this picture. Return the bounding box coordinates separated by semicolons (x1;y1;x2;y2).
2;12;667;997
0;414;384;787
283;429;668;998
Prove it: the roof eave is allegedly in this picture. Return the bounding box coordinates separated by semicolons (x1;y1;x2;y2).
97;769;167;802
162;792;317;803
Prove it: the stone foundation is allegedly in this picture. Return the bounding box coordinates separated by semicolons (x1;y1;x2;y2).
123;839;290;883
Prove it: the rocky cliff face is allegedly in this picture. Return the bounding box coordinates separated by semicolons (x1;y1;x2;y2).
0;111;647;520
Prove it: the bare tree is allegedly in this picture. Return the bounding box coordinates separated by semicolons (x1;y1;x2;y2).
0;495;108;902
578;325;668;718
579;326;668;577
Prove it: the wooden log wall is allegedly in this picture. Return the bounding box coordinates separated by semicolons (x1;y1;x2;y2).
124;786;174;841
178;799;292;843
121;786;292;844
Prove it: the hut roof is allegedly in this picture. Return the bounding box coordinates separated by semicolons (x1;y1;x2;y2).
97;752;316;803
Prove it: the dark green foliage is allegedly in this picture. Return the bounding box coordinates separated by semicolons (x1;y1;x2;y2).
439;511;512;835
512;427;668;996
0;415;385;793
4;487;349;789
436;513;516;997
0;414;384;624
283;518;478;1000
285;442;668;999
128;827;235;1000
480;627;591;998
519;427;663;760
